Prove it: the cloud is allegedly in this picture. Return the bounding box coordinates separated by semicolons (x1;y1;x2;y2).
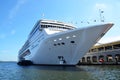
8;0;28;20
95;3;107;9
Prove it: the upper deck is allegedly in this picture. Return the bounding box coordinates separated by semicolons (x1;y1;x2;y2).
40;19;76;30
29;19;76;37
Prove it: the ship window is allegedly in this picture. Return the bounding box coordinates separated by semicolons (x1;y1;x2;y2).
41;25;44;28
48;25;50;27
46;25;48;28
59;38;62;40
44;25;46;28
66;36;70;39
54;44;57;46
71;41;75;43
61;27;64;29
54;39;57;41
41;25;48;28
58;43;60;45
72;35;76;37
61;42;65;45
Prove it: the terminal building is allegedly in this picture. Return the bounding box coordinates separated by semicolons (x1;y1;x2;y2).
79;40;120;64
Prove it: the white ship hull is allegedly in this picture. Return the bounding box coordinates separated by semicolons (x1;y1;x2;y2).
18;20;113;65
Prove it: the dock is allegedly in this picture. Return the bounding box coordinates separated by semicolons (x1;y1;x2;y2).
79;40;120;65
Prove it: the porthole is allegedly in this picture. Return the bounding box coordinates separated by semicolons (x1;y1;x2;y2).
58;43;60;45
54;44;57;46
61;42;65;45
71;41;75;43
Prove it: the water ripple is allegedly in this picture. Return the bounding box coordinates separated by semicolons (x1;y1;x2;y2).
0;62;120;80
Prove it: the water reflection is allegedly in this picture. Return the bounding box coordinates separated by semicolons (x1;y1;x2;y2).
18;65;94;80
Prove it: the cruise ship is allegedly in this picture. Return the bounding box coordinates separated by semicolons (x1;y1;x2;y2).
18;19;114;66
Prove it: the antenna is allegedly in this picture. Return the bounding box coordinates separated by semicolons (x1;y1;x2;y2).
42;13;45;19
99;9;105;22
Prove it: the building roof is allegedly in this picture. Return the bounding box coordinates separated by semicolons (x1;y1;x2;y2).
91;40;120;49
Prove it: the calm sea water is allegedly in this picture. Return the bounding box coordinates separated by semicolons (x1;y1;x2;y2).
0;62;120;80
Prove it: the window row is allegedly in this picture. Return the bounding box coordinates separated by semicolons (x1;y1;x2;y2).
41;22;75;29
41;25;73;30
53;41;75;46
53;35;76;42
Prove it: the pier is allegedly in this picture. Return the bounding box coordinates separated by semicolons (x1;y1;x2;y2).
79;40;120;65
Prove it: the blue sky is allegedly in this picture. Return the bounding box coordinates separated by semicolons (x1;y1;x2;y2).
0;0;120;61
